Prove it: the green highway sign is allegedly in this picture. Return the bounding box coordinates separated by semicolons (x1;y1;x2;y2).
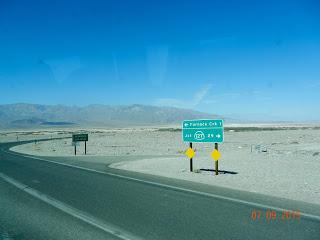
72;133;88;142
183;119;223;128
183;128;224;143
182;119;224;143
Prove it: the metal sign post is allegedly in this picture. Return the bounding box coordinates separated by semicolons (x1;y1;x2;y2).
215;143;218;175
185;142;195;172
190;142;193;172
211;143;221;175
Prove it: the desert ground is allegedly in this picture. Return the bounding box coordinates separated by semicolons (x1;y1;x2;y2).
2;124;320;205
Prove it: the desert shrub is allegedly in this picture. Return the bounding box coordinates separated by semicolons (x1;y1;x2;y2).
157;128;181;132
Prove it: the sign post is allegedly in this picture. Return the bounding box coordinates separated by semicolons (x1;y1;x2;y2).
182;119;224;174
215;143;218;175
211;143;221;175
185;143;195;172
189;142;193;172
72;133;88;156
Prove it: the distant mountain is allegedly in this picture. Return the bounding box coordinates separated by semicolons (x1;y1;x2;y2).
0;103;223;128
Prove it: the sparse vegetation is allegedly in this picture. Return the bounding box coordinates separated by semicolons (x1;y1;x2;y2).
157;128;181;132
224;126;320;132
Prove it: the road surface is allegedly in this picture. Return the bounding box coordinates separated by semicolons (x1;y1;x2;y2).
0;140;319;240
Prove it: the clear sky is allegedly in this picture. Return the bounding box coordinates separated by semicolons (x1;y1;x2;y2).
0;0;320;121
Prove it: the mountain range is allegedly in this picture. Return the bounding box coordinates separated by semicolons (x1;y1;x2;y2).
0;103;222;128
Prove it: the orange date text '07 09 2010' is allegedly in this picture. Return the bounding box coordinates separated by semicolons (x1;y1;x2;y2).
251;209;301;221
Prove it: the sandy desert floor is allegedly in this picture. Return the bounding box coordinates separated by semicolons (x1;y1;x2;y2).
2;125;320;205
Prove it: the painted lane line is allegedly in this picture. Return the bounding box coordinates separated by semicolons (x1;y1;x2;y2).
4;149;320;222
0;173;141;240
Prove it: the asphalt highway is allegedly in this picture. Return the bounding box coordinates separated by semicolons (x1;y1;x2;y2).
0;140;319;240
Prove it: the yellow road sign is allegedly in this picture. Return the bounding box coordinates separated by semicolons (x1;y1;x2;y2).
185;148;195;158
211;149;221;161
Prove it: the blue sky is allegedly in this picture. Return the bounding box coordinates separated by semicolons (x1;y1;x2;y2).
0;0;320;121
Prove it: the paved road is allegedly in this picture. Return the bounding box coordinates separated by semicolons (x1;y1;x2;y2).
0;141;319;240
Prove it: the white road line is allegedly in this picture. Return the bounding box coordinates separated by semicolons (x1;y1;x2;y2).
0;172;140;240
3;149;320;222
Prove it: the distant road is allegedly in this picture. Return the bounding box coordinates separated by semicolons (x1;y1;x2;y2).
0;140;319;240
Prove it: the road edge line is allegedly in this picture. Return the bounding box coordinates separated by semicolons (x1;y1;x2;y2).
0;172;141;240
